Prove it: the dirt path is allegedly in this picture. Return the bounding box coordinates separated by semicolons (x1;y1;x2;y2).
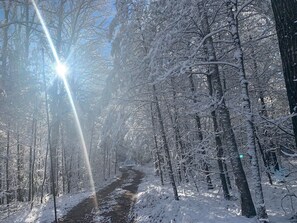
58;169;144;223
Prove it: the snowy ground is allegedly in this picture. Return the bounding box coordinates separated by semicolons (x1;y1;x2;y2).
133;166;296;223
0;176;120;223
2;165;297;223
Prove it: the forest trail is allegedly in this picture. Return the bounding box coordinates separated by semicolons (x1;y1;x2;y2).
57;169;144;223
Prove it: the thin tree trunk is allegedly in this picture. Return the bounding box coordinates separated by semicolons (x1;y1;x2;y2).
40;142;49;204
188;74;214;189
61;129;66;194
16;129;23;202
114;147;117;175
6;127;10;204
151;103;164;185
67;154;73;193
25;0;30;62
207;75;231;200
153;85;179;200
0;157;2;205
250;36;276;182
41;48;57;221
108;148;111;179
223;162;232;190
49;0;66;199
31;120;37;203
28;112;37;203
28;145;33;201
77;152;81;190
164;99;182;183
103;145;106;180
171;78;188;183
0;1;11;89
88;122;95;165
255;133;273;185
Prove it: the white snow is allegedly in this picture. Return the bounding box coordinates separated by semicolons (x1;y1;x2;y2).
1;191;93;223
3;167;296;223
133;167;294;223
0;176;120;223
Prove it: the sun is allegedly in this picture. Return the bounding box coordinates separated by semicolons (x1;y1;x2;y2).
55;62;68;78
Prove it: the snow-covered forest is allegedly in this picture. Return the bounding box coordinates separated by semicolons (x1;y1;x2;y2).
0;0;297;222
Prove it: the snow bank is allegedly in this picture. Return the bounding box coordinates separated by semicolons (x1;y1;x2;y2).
133;167;292;223
0;176;120;223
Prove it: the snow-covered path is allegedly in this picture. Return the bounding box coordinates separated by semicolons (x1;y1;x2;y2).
58;169;144;223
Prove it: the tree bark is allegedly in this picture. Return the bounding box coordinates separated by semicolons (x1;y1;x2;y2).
198;1;256;217
207;74;231;200
0;1;11;90
271;0;297;147
151;103;164;186
170;78;189;183
249;36;274;184
226;1;268;221
188;74;214;189
153;85;179;200
16;129;24;202
6;128;10;204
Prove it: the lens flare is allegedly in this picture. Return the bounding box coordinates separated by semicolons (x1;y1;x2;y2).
55;62;68;78
31;0;98;208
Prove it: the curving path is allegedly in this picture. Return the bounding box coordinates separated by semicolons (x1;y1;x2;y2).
57;169;144;223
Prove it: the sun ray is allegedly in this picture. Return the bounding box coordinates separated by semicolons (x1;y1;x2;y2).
31;0;98;209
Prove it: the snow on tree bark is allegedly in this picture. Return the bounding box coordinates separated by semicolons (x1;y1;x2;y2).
199;2;254;214
153;84;179;201
226;0;268;222
188;74;214;189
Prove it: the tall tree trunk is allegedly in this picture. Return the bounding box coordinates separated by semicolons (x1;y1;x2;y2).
61;129;66;194
114;147;118;175
67;154;73;193
49;0;66;198
77;152;81;190
0;1;11;90
88;122;95;165
108;148;111;179
198;1;256;217
153;85;179;200
151;103;164;186
0;157;2;205
41;48;57;221
226;1;268;221
271;0;297;147
25;0;30;63
164;98;182;183
6;127;10;204
249;36;274;184
28;112;37;203
170;78;188;183
16;129;23;202
188;74;214;189
207;75;231;200
32;121;37;202
103;145;106;180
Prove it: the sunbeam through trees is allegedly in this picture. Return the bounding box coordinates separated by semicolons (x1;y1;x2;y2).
0;1;297;223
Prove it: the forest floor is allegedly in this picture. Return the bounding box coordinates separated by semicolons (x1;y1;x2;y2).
0;169;143;223
133;166;297;223
58;169;144;223
2;164;297;223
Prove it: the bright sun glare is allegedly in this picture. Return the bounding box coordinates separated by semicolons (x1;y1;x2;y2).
55;62;68;78
32;0;98;210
